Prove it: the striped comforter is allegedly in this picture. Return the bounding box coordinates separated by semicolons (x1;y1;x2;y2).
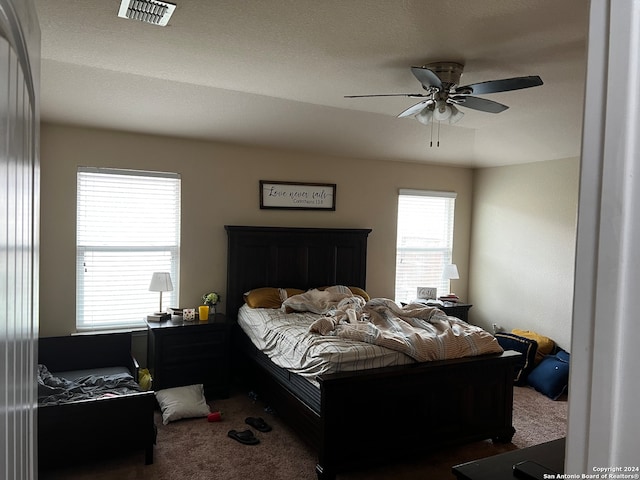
309;296;503;362
238;287;502;384
237;304;415;384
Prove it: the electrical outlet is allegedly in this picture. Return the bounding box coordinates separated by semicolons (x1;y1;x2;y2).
417;287;437;300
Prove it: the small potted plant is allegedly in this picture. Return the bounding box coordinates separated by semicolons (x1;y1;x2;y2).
202;292;221;314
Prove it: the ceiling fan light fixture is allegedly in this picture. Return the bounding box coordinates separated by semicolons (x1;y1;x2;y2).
415;106;433;125
118;0;176;26
449;104;464;124
433;100;452;122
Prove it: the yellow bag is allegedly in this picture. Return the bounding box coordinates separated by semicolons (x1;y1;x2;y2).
138;368;152;391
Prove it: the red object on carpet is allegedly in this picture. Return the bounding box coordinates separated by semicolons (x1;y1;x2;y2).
208;411;222;422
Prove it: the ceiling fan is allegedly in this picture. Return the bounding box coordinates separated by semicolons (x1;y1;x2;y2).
345;62;543;126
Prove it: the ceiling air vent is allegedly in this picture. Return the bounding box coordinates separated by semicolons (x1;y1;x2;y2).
118;0;176;26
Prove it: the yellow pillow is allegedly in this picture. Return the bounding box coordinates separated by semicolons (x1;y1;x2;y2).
243;287;305;309
512;329;556;365
347;286;370;302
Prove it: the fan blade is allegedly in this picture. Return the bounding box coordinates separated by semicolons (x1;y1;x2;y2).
344;93;428;98
451;95;509;113
397;99;433;118
411;66;442;90
456;75;543;95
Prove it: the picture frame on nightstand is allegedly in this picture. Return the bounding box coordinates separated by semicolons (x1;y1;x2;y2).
417;287;437;300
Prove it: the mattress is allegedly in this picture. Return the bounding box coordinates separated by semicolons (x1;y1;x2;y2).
237;304;415;385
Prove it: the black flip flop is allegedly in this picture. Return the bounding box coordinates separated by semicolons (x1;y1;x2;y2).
245;416;272;432
227;429;260;445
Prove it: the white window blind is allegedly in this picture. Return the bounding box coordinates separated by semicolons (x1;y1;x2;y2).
395;189;456;303
76;168;181;330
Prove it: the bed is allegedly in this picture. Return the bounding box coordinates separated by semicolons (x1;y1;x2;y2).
37;332;156;470
226;225;519;480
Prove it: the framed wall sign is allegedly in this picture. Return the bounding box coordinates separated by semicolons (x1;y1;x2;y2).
260;180;336;210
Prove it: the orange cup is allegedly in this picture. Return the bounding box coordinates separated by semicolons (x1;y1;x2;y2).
198;305;209;321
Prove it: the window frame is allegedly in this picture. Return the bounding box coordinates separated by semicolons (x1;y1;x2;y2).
76;167;181;331
395;188;457;304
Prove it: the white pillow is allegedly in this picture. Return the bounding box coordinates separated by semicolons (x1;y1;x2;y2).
282;286;354;314
154;384;210;425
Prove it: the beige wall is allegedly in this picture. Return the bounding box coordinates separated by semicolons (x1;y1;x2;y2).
39;123;473;337
469;158;580;350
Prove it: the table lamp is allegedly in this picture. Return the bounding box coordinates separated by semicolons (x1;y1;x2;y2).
442;264;459;283
441;264;460;301
149;272;173;321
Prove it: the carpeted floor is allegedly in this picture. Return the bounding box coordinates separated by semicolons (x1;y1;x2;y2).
39;385;567;480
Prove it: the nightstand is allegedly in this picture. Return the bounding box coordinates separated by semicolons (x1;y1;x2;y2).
440;303;473;322
146;313;232;398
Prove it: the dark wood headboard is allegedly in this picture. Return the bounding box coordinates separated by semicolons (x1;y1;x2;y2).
225;226;372;318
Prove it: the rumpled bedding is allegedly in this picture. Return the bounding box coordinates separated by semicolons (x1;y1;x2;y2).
38;364;141;405
293;288;503;362
237;304;416;384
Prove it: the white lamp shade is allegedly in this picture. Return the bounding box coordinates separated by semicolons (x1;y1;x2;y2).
442;264;459;280
149;272;173;292
449;104;464;124
433;100;452;122
415;106;434;125
415;102;464;126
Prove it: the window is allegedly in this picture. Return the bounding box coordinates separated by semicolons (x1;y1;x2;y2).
76;168;181;330
395;189;456;303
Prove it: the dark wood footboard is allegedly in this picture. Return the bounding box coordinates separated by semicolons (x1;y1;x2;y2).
234;326;519;480
315;350;519;479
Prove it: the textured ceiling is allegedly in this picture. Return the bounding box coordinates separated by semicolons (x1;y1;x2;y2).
35;0;589;167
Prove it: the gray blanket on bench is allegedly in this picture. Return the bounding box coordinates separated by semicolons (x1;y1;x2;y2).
37;364;141;405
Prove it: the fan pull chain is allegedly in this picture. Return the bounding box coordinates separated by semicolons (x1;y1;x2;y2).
429;120;434;147
428;121;442;148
